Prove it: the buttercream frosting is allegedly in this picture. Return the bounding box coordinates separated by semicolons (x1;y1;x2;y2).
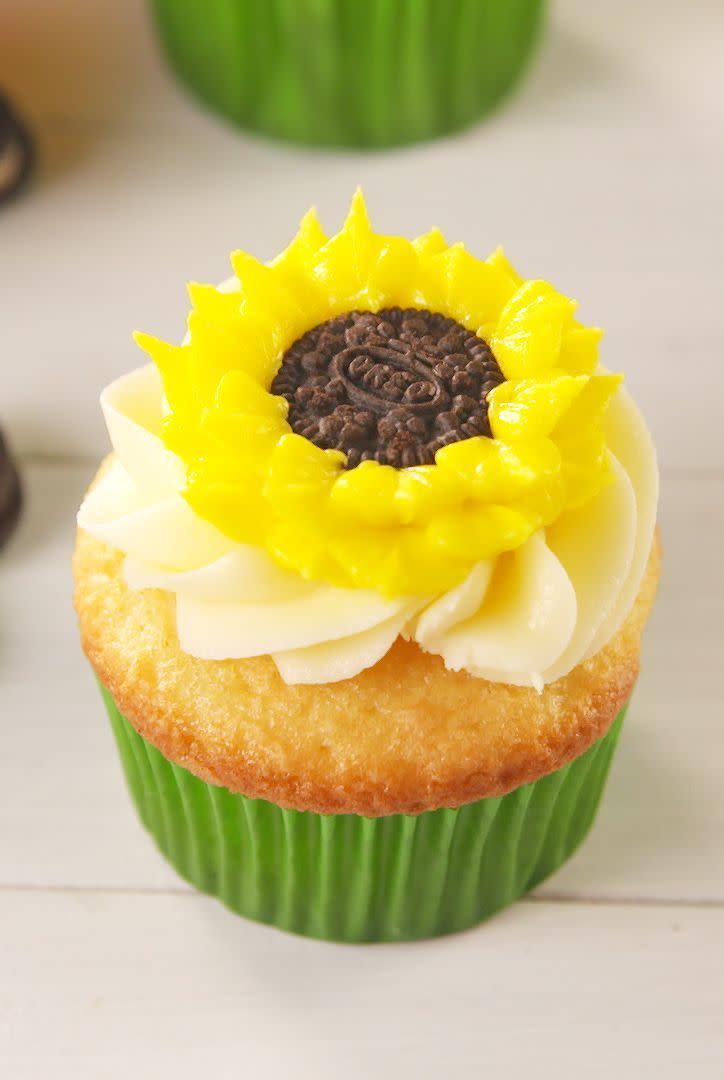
78;363;657;687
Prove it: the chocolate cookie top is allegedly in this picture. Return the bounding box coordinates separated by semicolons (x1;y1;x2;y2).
0;428;22;549
271;308;505;469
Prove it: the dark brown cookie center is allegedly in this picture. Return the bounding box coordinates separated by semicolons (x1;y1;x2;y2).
271;308;505;469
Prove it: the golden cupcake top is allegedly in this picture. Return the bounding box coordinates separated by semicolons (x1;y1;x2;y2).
78;193;658;689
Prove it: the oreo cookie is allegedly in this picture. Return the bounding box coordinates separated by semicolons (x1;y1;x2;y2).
0;93;34;204
272;308;505;469
0;428;22;549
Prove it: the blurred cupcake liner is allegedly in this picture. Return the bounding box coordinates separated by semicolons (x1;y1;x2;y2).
102;683;624;942
150;0;545;147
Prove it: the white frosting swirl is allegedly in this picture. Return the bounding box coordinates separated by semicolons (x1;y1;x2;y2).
78;364;658;687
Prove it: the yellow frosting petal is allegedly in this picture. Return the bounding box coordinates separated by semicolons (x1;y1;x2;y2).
488;374;589;441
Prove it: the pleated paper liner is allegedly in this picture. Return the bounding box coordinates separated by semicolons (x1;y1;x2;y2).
102;685;624;942
149;0;545;148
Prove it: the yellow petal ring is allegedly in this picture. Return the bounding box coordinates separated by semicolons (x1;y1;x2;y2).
134;192;619;597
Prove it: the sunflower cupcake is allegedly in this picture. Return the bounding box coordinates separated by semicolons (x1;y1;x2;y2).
74;193;659;941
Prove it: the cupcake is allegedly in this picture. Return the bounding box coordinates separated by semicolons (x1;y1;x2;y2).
74;193;659;942
149;0;546;147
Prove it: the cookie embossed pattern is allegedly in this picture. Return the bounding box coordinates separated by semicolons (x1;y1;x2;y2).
273;308;505;469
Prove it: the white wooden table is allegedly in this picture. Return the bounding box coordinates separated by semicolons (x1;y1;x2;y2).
1;1;723;1076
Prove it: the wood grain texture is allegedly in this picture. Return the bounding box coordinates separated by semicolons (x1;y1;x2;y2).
1;889;722;1079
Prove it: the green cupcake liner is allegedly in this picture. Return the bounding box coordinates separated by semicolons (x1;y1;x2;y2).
101;683;625;942
149;0;545;148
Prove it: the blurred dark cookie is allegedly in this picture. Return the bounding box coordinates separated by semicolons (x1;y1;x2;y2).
0;93;34;204
0;428;22;548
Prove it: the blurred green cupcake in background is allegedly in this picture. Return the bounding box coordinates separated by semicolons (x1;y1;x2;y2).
150;0;545;147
